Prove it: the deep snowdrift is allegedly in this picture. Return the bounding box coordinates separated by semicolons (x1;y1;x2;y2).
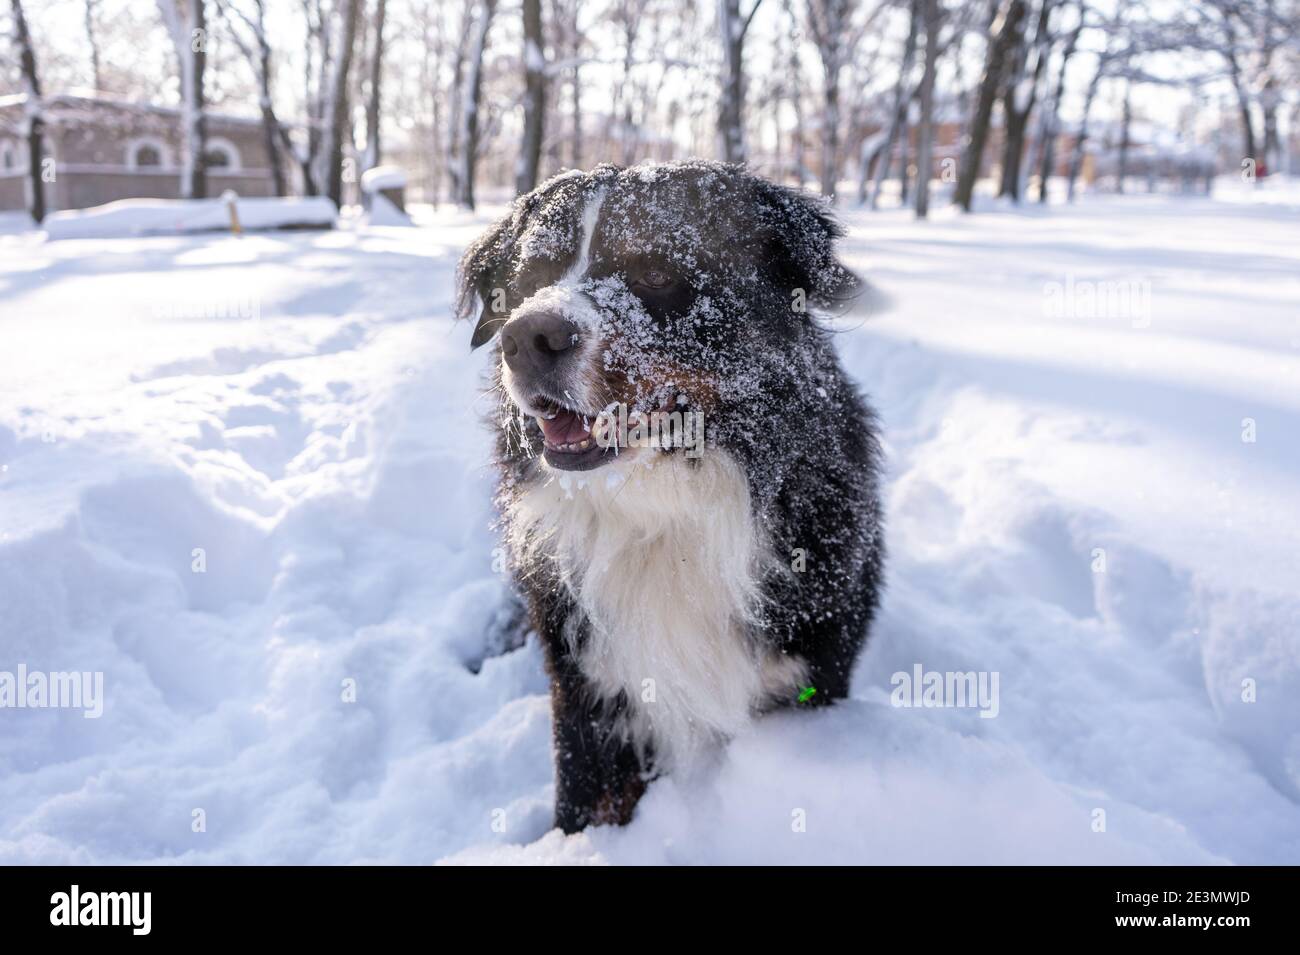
1;185;1297;864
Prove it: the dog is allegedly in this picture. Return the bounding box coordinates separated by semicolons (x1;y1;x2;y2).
456;161;885;833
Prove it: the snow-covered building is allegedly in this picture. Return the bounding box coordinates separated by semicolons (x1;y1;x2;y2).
0;92;281;214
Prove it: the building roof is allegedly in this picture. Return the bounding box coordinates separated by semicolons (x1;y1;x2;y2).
0;90;264;127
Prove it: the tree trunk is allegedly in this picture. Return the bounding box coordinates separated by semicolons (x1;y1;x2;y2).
1231;69;1257;170
418;0;445;205
867;0;920;209
322;0;361;207
953;0;1027;211
717;0;759;163
566;0;582;170
253;1;287;197
997;0;1051;201
808;0;850;199
445;0;471;203
84;0;103;90
221;0;288;197
364;0;388;171
299;0;322;195
822;80;840;198
1260;76;1279;174
1116;79;1131;194
1220;14;1257;174
782;0;806;186
1036;10;1081;202
157;0;209;199
11;0;46;222
516;0;545;192
1066;46;1107;202
188;0;209;198
899;116;911;203
571;61;582;169
455;0;497;209
914;0;940;218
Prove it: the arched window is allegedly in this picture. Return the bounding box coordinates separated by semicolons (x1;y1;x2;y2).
127;137;171;170
135;144;162;167
203;138;241;173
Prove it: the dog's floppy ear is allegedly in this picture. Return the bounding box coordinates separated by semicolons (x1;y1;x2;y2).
751;179;862;314
457;172;592;349
457;213;516;350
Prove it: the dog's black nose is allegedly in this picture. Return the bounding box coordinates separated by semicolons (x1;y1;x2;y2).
500;313;579;375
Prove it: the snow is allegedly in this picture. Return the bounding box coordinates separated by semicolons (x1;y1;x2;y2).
361;165;408;192
43;197;337;240
2;182;1299;864
0;212;37;235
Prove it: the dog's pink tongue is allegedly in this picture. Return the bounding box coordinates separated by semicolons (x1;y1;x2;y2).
538;410;591;445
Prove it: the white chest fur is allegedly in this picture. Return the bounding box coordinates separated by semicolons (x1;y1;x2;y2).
508;451;807;769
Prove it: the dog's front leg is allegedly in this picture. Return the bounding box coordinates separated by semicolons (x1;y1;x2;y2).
547;651;648;834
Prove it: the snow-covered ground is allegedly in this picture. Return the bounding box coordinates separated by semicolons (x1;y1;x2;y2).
2;182;1298;864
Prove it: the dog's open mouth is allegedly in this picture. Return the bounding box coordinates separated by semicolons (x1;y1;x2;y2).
532;395;612;471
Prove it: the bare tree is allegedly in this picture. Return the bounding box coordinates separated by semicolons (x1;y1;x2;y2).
157;0;210;199
806;0;857;198
867;0;921;208
9;0;46;222
953;0;1027;210
1065;0;1130;201
997;0;1054;200
453;0;497;208
555;0;585;169
1034;0;1083;202
780;0;810;185
296;0;325;196
516;0;545;192
1065;50;1105;200
1253;0;1293;174
216;0;288;196
84;0;103;90
717;0;764;162
1115;76;1132;192
1193;0;1300;176
319;0;362;207
865;0;987;208
607;0;649;165
914;0;942;217
1211;1;1259;166
363;0;388;171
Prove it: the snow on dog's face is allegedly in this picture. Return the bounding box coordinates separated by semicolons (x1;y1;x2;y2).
457;161;860;472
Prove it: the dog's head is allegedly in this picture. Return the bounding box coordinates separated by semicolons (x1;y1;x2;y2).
457;161;860;472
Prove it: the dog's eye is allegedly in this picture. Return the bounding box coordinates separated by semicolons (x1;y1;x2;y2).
636;269;674;290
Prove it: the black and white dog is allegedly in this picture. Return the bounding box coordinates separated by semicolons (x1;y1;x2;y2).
457;161;885;833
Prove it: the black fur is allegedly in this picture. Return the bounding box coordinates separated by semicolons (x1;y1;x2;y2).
457;161;885;832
